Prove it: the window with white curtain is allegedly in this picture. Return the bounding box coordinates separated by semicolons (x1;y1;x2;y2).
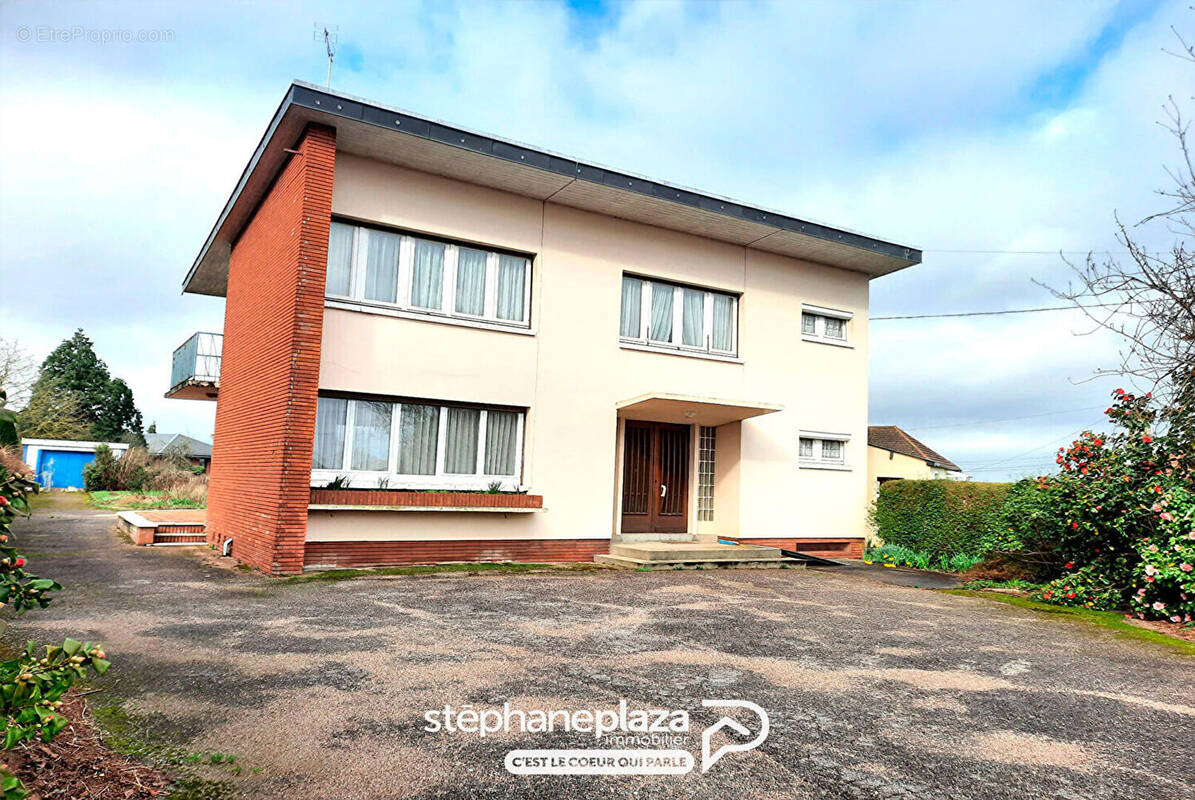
801;305;852;345
325;221;532;329
798;432;850;469
620;275;738;357
312;396;525;489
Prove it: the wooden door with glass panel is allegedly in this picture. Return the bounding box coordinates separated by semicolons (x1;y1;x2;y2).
620;421;690;533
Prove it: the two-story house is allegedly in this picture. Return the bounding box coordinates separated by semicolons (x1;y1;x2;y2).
168;82;921;575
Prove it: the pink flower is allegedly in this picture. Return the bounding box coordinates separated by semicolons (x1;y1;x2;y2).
1151;503;1163;512
1181;564;1193;573
1146;576;1155;582
1171;616;1182;623
1137;588;1148;595
1152;601;1166;611
1149;544;1159;553
1160;512;1174;522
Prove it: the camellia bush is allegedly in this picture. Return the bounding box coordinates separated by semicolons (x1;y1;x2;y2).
0;395;113;796
994;389;1194;620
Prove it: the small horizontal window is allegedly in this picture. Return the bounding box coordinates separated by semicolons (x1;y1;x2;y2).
620;275;738;357
798;434;849;468
312;395;525;490
326;221;531;328
801;306;852;345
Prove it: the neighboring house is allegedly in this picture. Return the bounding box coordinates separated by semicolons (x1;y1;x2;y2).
21;439;129;490
866;426;966;493
168;81;922;575
145;433;213;471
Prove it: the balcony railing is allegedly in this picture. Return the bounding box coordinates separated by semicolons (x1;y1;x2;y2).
167;332;222;400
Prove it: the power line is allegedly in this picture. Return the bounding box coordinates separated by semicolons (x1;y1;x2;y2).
965;420;1103;470
902;405;1105;431
872;303;1121;320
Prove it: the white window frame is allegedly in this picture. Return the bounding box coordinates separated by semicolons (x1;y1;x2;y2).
619;274;739;359
801;304;854;348
798;430;852;471
325;221;533;332
311;396;526;491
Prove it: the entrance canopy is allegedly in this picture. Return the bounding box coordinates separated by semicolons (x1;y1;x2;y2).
616;392;782;427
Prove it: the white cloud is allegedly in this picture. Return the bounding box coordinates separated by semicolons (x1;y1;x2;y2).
0;0;1189;472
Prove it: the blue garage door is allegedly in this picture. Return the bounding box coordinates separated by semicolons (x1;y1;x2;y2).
36;450;94;490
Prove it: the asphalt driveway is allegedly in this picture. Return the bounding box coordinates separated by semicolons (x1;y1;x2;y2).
5;494;1193;800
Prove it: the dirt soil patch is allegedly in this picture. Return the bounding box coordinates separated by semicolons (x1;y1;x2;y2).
2;695;171;798
1126;616;1195;642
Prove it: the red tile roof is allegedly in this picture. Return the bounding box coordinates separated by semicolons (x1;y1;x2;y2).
868;426;961;471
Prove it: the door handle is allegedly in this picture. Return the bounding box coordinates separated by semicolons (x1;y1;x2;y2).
660;484;667;498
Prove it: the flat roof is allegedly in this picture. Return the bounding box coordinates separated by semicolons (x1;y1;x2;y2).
184;81;922;296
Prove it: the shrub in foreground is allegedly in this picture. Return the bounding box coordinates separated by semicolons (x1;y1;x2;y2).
1009;390;1194;620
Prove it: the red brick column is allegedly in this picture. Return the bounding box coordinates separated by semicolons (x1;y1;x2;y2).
205;125;335;575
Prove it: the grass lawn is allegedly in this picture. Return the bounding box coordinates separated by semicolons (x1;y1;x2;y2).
941;589;1195;656
87;490;205;511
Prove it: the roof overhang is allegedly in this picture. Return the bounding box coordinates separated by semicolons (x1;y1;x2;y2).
616;393;782;426
184;81;922;297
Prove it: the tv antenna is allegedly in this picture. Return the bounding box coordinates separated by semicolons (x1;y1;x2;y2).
314;23;338;88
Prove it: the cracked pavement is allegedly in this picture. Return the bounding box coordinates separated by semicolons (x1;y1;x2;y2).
5;494;1193;799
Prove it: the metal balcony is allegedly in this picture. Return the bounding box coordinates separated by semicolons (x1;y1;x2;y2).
166;332;222;400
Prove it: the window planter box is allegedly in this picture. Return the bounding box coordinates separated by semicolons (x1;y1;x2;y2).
309;488;543;511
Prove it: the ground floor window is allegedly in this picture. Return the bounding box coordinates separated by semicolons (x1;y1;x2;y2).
312;395;525;490
798;431;850;469
697;426;716;521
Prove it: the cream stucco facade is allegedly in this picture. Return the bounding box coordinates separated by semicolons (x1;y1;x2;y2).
307;153;872;546
866;447;961;495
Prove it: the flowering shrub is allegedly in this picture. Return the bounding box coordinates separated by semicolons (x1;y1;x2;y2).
0;440;112;794
1033;564;1124;610
1130;485;1195;623
1005;389;1195;620
0;450;60;613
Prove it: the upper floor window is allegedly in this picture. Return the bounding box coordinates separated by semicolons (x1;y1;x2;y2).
620;275;738;357
312;395;525;490
801;304;852;346
326;221;531;329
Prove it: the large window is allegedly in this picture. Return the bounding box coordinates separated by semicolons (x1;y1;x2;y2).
620;275;738;357
312;396;525;489
798;431;850;470
326;221;532;329
801;304;852;346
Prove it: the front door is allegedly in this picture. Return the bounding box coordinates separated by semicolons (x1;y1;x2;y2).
620;421;690;533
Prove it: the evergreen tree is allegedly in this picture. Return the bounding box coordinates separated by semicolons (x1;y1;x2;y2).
33;330;143;441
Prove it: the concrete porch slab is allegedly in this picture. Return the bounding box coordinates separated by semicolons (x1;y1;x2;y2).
597;541;802;570
609;541;782;561
594;553;805;570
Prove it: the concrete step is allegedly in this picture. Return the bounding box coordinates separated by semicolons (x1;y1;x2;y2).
595;554;805;571
609;542;782;562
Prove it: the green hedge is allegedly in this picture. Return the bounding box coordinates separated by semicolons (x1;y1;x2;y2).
871;480;1011;559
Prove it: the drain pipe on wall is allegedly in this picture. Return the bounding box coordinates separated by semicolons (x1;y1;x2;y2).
222;538;234;557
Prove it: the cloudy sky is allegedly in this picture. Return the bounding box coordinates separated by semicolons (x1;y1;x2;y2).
0;0;1189;479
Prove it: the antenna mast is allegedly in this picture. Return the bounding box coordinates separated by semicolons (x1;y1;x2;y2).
313;23;338;88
